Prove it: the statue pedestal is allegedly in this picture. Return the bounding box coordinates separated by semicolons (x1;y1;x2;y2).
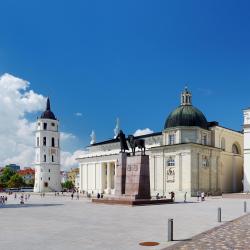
125;155;150;199
92;152;172;206
114;153;127;196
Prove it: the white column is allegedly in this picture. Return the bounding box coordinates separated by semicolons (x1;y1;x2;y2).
107;162;111;194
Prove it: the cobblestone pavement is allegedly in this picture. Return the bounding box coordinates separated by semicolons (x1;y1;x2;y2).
165;213;250;250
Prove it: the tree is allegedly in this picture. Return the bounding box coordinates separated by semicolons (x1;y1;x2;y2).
0;167;16;187
62;180;74;190
7;174;25;188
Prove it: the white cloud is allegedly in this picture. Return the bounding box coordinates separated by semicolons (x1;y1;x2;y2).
75;112;83;117
133;128;154;137
0;73;46;167
0;73;82;170
61;150;86;170
61;132;76;141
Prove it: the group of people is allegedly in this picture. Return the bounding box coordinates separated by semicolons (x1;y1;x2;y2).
197;191;206;201
71;191;80;200
0;196;7;205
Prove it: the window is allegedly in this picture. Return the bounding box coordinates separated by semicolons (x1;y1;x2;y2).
51;123;55;127
167;157;175;166
202;156;209;167
44;182;48;187
221;138;226;151
48;177;50;181
202;135;207;145
43;137;46;146
37;137;39;147
232;144;240;154
51;137;55;147
49;169;50;172
43;123;47;130
41;177;42;180
52;155;54;162
169;134;175;145
43;154;46;162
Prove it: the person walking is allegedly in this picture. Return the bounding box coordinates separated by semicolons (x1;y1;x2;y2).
197;191;200;201
184;192;187;203
201;192;205;201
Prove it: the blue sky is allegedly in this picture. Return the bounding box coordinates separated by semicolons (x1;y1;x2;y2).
0;0;250;150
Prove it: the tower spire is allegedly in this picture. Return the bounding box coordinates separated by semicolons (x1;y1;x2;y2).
46;97;51;111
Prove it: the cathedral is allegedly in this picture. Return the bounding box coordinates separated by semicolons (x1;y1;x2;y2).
77;88;243;197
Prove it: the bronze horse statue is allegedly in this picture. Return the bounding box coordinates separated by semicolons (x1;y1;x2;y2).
127;135;146;156
116;130;129;152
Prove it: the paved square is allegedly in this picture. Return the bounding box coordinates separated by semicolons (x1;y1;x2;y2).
0;193;248;250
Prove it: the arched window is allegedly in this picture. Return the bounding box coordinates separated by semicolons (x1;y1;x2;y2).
232;144;240;154
51;137;55;147
221;138;226;151
43;137;46;146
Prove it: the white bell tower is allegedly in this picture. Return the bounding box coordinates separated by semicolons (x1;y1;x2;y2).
243;108;250;192
34;98;61;192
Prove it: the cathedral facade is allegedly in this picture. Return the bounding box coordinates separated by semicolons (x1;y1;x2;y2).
77;88;243;197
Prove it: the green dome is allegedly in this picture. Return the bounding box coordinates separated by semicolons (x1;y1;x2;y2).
164;105;208;130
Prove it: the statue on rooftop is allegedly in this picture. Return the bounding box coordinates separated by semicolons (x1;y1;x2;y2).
90;130;96;145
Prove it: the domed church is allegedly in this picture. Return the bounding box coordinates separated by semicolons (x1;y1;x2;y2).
77;88;243;198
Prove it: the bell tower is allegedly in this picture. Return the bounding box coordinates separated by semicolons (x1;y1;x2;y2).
243;108;250;192
34;98;61;192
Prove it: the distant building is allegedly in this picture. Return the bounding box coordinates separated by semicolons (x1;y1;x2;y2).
18;168;35;185
67;168;79;186
60;171;68;184
6;164;20;172
75;173;80;189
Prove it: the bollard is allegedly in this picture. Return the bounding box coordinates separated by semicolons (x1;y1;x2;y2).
244;201;247;213
218;207;221;222
168;219;173;241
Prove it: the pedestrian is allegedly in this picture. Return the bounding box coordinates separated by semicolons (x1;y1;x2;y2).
184;192;187;202
169;191;175;202
197;191;200;201
201;192;205;201
71;193;74;200
76;192;79;200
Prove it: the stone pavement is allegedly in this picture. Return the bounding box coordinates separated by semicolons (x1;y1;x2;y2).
165;213;250;250
0;193;249;250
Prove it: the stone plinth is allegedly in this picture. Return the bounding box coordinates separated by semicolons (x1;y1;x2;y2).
114;152;127;196
125;155;150;200
92;198;172;206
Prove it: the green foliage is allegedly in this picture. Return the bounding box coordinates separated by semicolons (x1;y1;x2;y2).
7;174;25;188
26;179;34;187
0;167;16;187
62;180;74;190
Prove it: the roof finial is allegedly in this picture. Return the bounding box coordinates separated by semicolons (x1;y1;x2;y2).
46;97;51;111
181;87;192;106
